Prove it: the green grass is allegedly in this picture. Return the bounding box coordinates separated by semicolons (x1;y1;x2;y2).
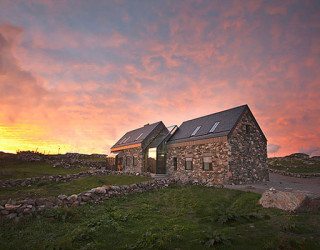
0;175;150;201
0;159;89;180
1;186;319;249
268;158;320;173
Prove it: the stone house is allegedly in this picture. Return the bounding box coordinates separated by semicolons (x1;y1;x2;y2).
110;105;268;184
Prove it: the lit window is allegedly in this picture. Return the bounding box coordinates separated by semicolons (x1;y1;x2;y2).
185;158;193;170
135;133;143;140
173;157;177;171
203;156;213;171
191;126;201;136
209;122;220;133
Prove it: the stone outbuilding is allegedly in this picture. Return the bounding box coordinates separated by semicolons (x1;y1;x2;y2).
110;105;268;184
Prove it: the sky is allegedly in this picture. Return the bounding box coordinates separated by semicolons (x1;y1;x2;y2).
0;0;319;156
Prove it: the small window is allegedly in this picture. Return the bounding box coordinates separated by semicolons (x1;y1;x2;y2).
209;122;220;133
173;157;177;171
135;133;143;141
185;158;193;170
191;126;201;136
126;156;131;166
133;156;137;166
246;125;251;134
203;156;213;171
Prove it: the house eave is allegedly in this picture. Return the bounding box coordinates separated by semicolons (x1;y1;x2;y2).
110;143;141;152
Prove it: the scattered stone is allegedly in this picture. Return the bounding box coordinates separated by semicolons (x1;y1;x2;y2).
259;189;320;212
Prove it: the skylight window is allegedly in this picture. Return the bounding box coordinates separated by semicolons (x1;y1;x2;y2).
123;136;130;143
135;133;143;141
120;137;127;144
209;122;220;133
191;126;201;136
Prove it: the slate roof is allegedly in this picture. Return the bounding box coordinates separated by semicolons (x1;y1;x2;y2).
168;105;248;144
111;121;162;149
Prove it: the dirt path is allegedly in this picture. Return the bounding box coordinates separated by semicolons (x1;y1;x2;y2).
225;173;320;195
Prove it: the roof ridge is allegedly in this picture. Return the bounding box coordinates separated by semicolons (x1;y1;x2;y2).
124;121;162;134
180;104;248;124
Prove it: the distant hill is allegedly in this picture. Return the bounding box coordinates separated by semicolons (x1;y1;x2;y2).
268;153;320;173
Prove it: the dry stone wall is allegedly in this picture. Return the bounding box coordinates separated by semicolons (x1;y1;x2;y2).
228;110;268;184
166;137;230;185
0;177;173;221
0;170;116;188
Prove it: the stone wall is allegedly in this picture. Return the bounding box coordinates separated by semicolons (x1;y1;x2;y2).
166;136;230;185
0;170;112;189
120;147;144;173
228;110;268;184
269;168;320;178
0;177;173;221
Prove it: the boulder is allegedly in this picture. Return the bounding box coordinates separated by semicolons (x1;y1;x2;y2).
259;189;309;212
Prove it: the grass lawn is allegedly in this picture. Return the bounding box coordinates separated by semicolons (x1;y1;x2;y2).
0;159;89;180
1;186;319;249
268;158;320;173
0;175;150;201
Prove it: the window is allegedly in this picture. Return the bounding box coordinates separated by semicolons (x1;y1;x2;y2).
202;156;213;171
123;136;131;143
133;156;137;166
126;156;131;166
191;126;201;136
135;133;143;141
185;158;193;170
120;137;127;144
209;122;220;133
173;157;177;171
245;125;251;134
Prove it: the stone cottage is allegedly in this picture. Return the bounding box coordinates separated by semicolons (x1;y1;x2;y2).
110;105;268;184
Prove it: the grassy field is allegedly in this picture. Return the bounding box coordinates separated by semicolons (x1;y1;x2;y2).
268;157;320;173
0;159;89;180
1;186;319;249
0;175;150;201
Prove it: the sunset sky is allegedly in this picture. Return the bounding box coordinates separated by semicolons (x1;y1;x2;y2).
0;0;319;156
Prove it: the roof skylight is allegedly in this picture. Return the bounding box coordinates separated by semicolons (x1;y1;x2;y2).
209;122;220;133
191;126;201;136
123;136;130;143
135;133;143;141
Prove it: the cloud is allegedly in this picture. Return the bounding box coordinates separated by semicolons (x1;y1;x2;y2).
267;144;281;154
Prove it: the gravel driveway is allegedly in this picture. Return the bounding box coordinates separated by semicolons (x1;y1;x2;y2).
225;173;320;195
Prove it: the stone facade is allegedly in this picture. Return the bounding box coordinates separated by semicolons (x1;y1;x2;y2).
166;110;268;185
166;137;230;185
120;147;143;173
228;110;268;184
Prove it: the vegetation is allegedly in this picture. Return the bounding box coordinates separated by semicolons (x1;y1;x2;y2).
268;156;320;174
1;186;319;249
0;175;150;201
0;159;89;180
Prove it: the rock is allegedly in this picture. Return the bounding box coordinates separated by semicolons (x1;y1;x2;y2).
68;194;78;202
58;194;68;200
5;204;21;211
259;190;310;211
93;187;106;194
